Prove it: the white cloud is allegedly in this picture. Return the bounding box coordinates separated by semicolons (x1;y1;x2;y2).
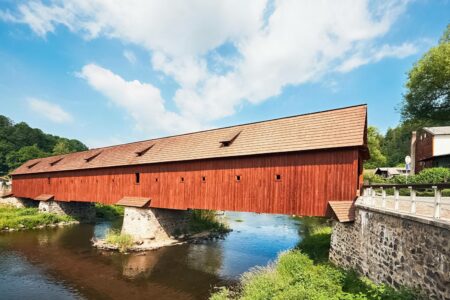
337;42;417;73
123;50;137;64
27;98;73;123
4;0;415;135
78;64;202;135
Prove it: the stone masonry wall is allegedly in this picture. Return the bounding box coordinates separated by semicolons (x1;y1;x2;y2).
121;207;190;242
0;196;38;208
330;205;450;299
38;200;96;223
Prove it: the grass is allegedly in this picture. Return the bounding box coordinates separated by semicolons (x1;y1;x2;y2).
189;210;230;234
95;203;124;220
234;219;244;222
210;218;421;300
0;204;74;230
105;229;134;253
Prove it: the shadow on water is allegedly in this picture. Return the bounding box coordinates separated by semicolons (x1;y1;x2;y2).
0;212;302;300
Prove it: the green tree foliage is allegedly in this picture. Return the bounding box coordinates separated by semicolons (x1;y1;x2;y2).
6;145;47;171
402;24;450;122
0;114;88;174
364;126;387;169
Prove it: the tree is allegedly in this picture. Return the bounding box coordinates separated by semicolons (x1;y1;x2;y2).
53;140;72;155
6;145;48;171
402;24;450;122
364;126;387;169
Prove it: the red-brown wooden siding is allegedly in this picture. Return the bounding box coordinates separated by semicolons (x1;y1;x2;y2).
11;148;361;216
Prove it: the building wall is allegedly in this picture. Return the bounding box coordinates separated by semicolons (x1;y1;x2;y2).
330;206;450;299
434;135;450;157
11;148;361;217
415;129;434;173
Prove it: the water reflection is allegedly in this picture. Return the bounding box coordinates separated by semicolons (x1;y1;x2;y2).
0;212;301;300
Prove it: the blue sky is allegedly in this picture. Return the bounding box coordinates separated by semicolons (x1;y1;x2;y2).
0;0;448;148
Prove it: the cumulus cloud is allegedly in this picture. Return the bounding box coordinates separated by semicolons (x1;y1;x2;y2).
27;98;73;123
78;64;202;135
4;0;415;134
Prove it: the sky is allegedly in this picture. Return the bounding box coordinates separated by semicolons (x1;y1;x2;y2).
0;0;448;148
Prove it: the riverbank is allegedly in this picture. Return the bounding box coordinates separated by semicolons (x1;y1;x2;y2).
211;218;421;300
0;204;78;232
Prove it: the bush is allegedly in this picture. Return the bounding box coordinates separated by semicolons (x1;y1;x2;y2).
297;226;332;263
105;229;134;253
414;167;450;184
189;210;230;233
95;203;124;220
363;173;387;184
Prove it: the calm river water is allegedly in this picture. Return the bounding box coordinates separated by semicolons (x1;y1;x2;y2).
0;212;302;300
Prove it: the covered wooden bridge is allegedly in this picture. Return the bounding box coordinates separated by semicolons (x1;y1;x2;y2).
10;105;368;217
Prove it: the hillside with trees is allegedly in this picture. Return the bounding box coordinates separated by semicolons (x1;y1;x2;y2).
364;24;450;168
0;115;88;175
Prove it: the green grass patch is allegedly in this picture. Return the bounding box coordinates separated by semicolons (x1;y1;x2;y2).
234;219;244;222
189;210;230;234
105;229;134;253
210;218;420;300
95;203;124;220
0;204;74;230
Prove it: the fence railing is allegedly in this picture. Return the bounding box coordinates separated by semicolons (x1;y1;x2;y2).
360;183;450;222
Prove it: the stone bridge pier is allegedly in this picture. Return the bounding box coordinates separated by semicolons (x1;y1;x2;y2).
38;200;96;223
330;200;450;299
120;207;190;246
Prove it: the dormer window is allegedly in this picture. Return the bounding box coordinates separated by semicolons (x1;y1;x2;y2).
84;151;102;162
27;161;40;169
50;157;63;166
219;130;242;147
135;144;154;157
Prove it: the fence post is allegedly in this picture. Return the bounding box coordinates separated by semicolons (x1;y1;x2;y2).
409;186;416;215
394;187;399;211
433;186;441;219
381;187;386;208
371;187;377;206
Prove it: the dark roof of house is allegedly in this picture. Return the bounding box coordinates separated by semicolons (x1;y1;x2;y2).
12;104;367;175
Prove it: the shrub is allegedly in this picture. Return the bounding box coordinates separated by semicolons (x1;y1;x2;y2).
363;173;386;184
105;229;134;253
189;210;230;233
95;203;124;220
414;167;450;184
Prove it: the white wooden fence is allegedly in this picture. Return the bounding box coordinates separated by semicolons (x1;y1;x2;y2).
360;184;450;222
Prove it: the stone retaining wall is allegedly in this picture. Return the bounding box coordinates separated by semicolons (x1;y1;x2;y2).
330;204;450;299
38;200;96;223
0;196;37;208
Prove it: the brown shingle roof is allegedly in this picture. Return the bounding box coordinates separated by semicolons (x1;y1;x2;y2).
328;201;356;222
12;105;367;175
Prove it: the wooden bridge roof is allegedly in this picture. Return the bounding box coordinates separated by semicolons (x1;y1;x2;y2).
12;104;367;175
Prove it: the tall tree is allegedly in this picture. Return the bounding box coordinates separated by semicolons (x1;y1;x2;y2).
402;24;450;122
364;126;387;169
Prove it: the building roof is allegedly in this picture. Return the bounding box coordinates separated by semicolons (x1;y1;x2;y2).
12;104;367;176
328;201;355;222
374;167;406;176
423;126;450;135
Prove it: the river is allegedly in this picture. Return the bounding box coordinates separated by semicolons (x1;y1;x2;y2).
0;212;302;300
